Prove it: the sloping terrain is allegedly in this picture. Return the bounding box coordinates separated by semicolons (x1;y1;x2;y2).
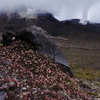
0;11;100;99
0;40;98;100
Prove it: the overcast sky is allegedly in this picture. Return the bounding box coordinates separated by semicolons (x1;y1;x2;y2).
0;0;100;23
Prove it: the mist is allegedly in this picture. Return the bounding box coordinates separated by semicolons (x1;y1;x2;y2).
0;0;100;23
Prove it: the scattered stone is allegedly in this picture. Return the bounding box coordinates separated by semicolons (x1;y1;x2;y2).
8;81;16;90
0;26;99;99
14;88;21;94
3;61;11;65
0;65;3;68
22;87;27;92
0;40;99;100
0;84;8;90
0;91;5;100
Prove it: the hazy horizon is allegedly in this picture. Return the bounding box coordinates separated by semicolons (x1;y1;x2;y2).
0;0;100;23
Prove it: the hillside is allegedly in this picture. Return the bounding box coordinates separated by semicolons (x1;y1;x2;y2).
0;11;100;99
0;12;100;40
1;39;99;100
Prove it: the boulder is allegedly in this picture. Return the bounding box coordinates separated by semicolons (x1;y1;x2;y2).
18;25;73;77
0;91;5;100
2;31;16;46
1;25;73;77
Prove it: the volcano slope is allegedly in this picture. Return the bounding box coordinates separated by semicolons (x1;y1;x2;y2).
0;12;100;99
0;37;98;100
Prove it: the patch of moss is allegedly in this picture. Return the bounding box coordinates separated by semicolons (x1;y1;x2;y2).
86;91;99;97
69;63;100;81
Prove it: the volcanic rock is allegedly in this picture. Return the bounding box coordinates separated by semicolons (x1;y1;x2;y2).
1;25;73;77
0;91;5;100
2;31;16;46
18;25;73;77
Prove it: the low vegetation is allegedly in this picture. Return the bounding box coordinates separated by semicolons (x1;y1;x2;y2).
52;36;100;98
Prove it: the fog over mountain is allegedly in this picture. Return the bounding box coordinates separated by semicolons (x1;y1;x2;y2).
0;0;100;23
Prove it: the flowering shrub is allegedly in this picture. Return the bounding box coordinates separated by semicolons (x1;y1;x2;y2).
0;40;94;100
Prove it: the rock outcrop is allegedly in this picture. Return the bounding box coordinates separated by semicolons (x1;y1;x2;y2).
2;31;16;45
1;25;73;77
0;92;5;100
18;25;73;77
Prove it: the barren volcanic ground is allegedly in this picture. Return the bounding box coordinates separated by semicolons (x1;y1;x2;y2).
0;12;100;99
0;12;100;81
52;36;100;82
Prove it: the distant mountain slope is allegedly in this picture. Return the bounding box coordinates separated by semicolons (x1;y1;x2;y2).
0;11;100;41
61;19;100;41
34;13;66;36
62;19;100;33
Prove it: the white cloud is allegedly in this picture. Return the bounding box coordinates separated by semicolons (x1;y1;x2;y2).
88;3;100;22
0;0;100;23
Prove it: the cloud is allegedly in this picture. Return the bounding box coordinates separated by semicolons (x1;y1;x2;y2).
88;3;100;22
0;0;100;23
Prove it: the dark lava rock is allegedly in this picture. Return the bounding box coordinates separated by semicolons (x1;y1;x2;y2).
1;25;73;77
8;81;17;90
2;31;16;46
3;61;11;65
0;91;5;100
18;25;73;77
